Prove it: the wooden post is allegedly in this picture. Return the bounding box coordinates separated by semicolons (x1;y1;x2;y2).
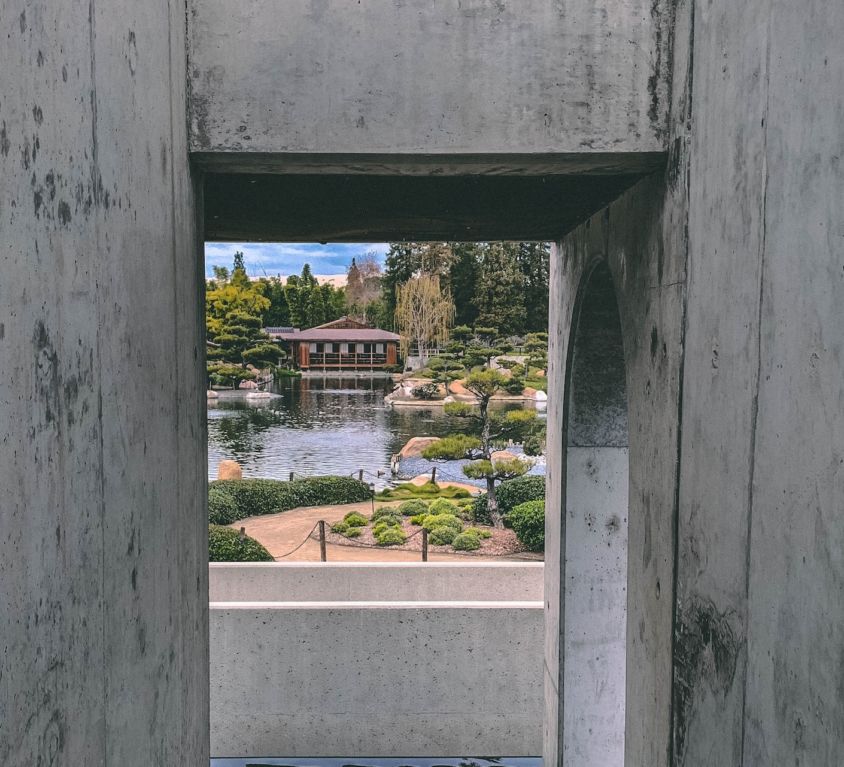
239;526;246;542
318;520;327;562
431;466;437;484
358;469;364;481
422;528;428;562
289;471;295;482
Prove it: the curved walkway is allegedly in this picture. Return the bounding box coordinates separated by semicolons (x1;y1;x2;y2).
232;501;541;562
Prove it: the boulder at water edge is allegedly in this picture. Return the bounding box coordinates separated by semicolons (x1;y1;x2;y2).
399;436;442;458
217;460;243;480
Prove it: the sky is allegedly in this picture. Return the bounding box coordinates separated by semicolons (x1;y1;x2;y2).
204;242;389;280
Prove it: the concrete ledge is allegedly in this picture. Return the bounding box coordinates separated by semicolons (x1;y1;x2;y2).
209;562;544;602
210;602;543;757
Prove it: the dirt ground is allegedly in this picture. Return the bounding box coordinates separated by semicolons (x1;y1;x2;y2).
231;500;543;563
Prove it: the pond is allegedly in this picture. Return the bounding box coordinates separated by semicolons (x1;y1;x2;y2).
207;375;545;489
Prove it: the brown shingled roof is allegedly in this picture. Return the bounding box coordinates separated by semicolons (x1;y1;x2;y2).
288;327;401;342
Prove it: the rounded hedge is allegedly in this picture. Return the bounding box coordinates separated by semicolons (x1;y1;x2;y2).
472;474;546;525
372;507;403;524
421;513;463;533
345;527;362;538
410;512;428;526
343;511;369;527
331;521;349;534
452;531;482;551
208;525;274;562
507;500;545;551
375;527;407;546
208;487;238;525
465;526;493;540
427;498;459;516
429;525;459;545
398;499;429;517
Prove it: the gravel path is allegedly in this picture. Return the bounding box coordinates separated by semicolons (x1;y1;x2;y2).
232;500;543;563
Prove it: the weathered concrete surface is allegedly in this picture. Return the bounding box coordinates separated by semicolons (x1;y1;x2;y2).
674;0;844;763
188;0;670;156
545;174;685;767
0;2;208;765
565;447;628;767
209;562;544;602
210;602;543;756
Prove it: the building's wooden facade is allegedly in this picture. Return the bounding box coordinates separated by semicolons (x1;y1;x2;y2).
267;317;400;371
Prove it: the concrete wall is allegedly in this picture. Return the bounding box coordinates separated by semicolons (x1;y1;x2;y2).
210;562;544;602
546;0;844;764
188;0;670;158
210;602;543;757
0;2;208;765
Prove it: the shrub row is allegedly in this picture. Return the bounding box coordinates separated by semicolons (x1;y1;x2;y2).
208;524;274;562
209;476;372;522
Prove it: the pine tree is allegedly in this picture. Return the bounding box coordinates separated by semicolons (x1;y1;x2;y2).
473;243;527;336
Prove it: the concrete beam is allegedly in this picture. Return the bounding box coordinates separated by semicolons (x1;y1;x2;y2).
188;0;671;156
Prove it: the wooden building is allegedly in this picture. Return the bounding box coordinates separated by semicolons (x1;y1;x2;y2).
267;317;400;371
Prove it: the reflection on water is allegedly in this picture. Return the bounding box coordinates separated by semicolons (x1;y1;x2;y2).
208;375;499;486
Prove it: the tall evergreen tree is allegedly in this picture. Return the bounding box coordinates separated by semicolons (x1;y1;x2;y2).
472;243;527;336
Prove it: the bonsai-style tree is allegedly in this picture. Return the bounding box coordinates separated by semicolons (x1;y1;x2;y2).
422;369;537;527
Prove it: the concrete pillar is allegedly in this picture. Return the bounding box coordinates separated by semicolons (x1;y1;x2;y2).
0;2;208;764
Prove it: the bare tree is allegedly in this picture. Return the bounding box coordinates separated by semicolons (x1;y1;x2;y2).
395;274;454;363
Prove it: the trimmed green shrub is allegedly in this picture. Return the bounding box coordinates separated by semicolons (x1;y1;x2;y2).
472;474;546;525
452;530;482;551
208;487;238;525
429;525;459;545
427;498;459;516
410;513;428;526
345;527;362;538
372;507;403;524
398;499;429;517
523;434;545;456
331;521;350;534
208;525;274;562
421;513;463;533
375;526;407;546
210;476;371;521
373;518;401;536
465;526;493;539
507;500;545;551
375;482;469;501
343;511;368;527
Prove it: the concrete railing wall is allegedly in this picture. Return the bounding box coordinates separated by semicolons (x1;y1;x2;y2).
209;562;544;602
210;565;543;757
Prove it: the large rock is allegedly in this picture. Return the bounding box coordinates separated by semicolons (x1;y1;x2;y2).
491;450;520;464
217;460;243;481
448;379;469;395
399;436;441;458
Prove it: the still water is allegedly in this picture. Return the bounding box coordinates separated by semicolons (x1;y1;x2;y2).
207;375;544;488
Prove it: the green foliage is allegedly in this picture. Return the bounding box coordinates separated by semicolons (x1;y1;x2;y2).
427;498;459;516
422;434;481;460
472;474;545;525
507;500;545;551
372;506;403;523
421;513;463;533
208;525;274;562
209;476;372;521
411;382;441;400
523;433;545;456
398;499;429;517
465;527;493;539
410;512;428;526
242;343;285;367
343;511;369;527
345;526;362;538
331;521;349;534
207;363;257;389
452;530;482;551
375;481;470;501
375;526;407;546
503;376;526;395
429;525;459;545
463;456;528;481
497;475;546;515
208;487;238;525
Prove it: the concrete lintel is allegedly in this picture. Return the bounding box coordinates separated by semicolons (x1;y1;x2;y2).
191;151;667;177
